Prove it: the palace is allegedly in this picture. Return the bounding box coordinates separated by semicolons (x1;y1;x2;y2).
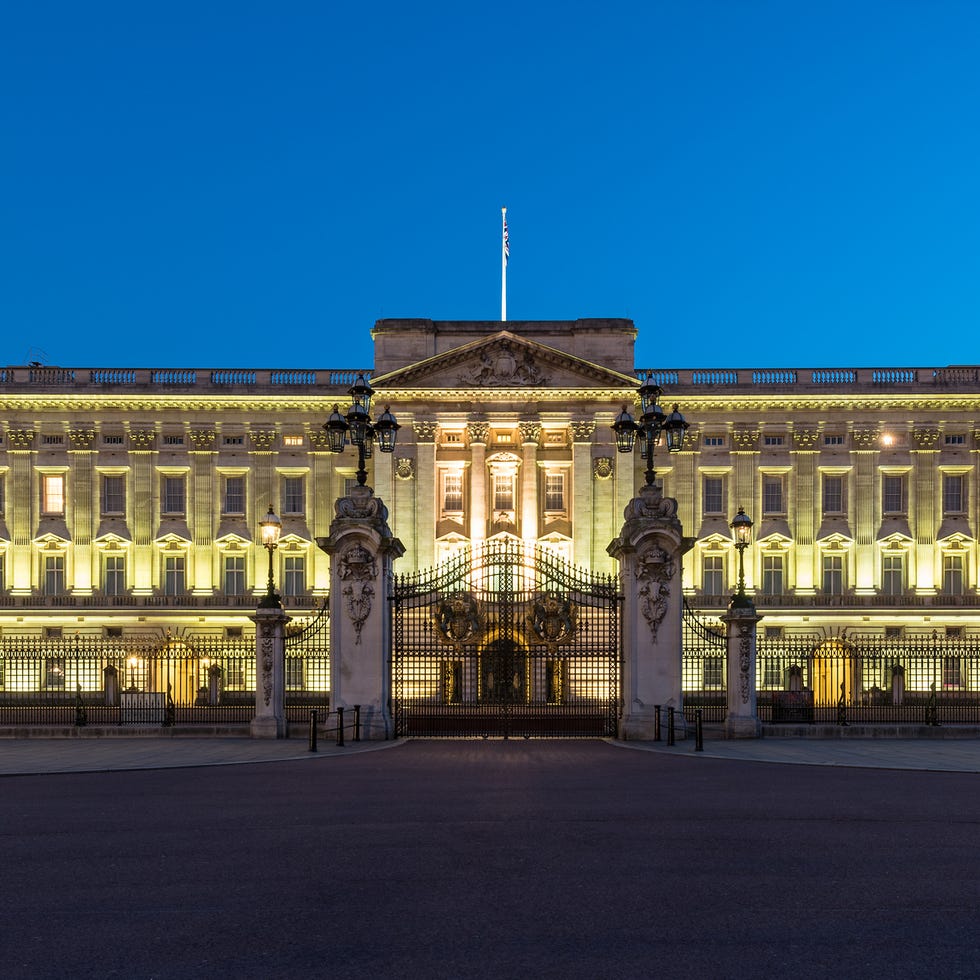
1;316;979;643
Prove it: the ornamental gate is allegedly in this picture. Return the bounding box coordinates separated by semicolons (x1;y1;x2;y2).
391;538;621;737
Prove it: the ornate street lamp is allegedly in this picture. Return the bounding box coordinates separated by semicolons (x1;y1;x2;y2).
730;506;754;608
325;373;400;485
259;503;283;608
613;380;689;486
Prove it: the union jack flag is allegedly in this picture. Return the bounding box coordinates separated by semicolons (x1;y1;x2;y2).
503;216;510;262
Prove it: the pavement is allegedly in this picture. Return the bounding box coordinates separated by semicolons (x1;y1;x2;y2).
1;729;979;774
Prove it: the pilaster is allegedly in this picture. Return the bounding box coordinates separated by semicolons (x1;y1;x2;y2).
571;419;595;568
518;421;540;545
467;421;488;548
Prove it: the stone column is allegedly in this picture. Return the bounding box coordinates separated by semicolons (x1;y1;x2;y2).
722;601;763;737
7;431;35;593
414;421;438;569
467;421;489;547
571;419;595;569
251;603;289;738
67;428;96;594
518;421;540;545
188;430;217;594
317;485;404;740
608;482;694;739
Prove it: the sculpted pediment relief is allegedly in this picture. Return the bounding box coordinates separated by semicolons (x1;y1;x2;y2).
371;331;638;391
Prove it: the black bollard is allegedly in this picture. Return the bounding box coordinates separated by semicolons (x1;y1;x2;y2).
353;704;361;742
336;706;345;747
309;708;318;753
654;705;661;742
667;706;675;746
695;708;703;752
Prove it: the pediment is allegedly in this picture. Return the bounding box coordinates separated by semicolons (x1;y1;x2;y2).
371;331;638;392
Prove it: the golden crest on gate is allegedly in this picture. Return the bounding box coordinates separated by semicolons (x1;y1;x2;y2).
525;591;577;649
432;592;484;650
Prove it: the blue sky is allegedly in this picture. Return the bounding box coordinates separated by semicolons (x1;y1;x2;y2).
2;1;979;370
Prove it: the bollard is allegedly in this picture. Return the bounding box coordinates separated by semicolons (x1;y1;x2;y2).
353;704;361;742
667;706;675;746
309;708;318;753
336;706;345;747
654;705;661;742
695;708;703;752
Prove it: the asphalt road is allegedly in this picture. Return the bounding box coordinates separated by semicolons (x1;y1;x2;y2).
2;740;978;980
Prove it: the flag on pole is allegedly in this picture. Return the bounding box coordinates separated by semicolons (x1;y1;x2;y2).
503;213;510;263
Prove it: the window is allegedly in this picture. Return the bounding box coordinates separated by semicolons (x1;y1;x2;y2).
942;554;964;596
824;434;845;446
283;556;305;596
761;554;784;596
102;434;124;445
42;474;65;514
822;475;845;514
224;556;246;596
942;657;963;688
104;556;126;596
283;434;304;447
762;476;784;515
162;476;185;514
882;475;905;513
443;431;463;444
493;473;514;512
944;434;966;446
881;554;904;596
763;435;784;447
703;435;725;447
162;434;184;446
545;472;565;512
282;477;305;515
545;431;566;445
703;657;724;689
223;435;245;446
44;554;65;595
702;477;724;515
822;554;844;595
343;478;359;498
443;472;463;512
44;657;66;689
42;434;64;446
285;657;305;689
223;476;245;515
943;474;964;514
164;555;186;595
495;433;512;444
702;555;725;595
101;475;125;515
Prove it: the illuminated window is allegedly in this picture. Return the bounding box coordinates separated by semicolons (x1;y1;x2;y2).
224;556;246;596
703;657;724;689
283;434;304;447
545;472;565;512
942;554;964;596
104;556;126;596
443;431;463;444
822;475;845;515
702;555;725;595
163;555;186;595
101;475;125;515
284;556;305;596
285;658;305;689
822;554;844;594
443;472;463;512
881;554;904;596
702;477;724;515
942;658;962;688
943;475;964;514
545;430;566;445
43;554;65;595
42;474;65;514
282;477;305;515
762;476;784;515
162;477;185;514
761;554;784;596
223;476;245;514
882;475;906;513
493;473;514;512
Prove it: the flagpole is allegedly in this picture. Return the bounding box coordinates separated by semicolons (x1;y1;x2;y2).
501;206;508;322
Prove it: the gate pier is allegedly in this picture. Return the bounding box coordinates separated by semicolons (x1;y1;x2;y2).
317;485;404;740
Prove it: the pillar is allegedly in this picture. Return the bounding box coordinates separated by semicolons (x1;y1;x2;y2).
250;604;289;738
608;481;694;739
317;484;404;740
722;601;763;738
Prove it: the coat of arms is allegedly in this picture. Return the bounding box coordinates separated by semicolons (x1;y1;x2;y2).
433;592;484;649
525;591;577;649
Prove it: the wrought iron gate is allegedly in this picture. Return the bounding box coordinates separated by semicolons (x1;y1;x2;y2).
391;538;621;737
283;598;331;720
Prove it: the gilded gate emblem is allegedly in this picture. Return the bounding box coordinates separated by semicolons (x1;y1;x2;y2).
525;591;577;648
433;592;484;650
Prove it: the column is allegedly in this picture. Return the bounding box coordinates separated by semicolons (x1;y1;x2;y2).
68;428;96;594
851;428;879;593
467;421;488;548
189;429;217;594
571;419;595;569
415;421;438;569
251;604;289;738
791;430;819;593
128;428;157;595
7;431;36;593
722;601;763;738
912;428;940;593
518;421;540;546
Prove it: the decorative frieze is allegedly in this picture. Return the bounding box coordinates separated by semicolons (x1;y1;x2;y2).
308;429;333;451
457;339;548;387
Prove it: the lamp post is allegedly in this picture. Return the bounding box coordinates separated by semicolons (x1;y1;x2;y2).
259;504;282;608
324;373;400;484
730;506;754;608
612;380;689;485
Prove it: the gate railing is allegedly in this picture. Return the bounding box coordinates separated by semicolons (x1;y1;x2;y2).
682;600;728;722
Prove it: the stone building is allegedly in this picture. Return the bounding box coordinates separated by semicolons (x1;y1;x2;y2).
1;317;979;642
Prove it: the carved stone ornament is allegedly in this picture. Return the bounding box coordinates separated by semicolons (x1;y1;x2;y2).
433;591;484;650
850;427;880;450
731;428;759;451
395;457;415;480
636;543;677;642
413;420;438;442
259;622;275;706
335;485;389;522
525;591;577;650
792;429;820;450
623;482;678;522
593;457;614;480
466;421;490;443
517;421;542;446
129;429;155;450
344;581;374;645
6;429;35;449
67;429;96;450
339;541;378;582
458;340;548;387
250;430;277;451
308;429;333;451
187;429;216;450
912;428;940;449
570;420;596;442
738;623;752;704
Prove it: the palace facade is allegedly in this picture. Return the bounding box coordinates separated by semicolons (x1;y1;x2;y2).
1;316;979;641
